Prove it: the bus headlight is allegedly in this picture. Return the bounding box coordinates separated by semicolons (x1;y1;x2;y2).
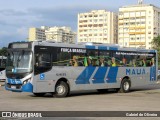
23;78;31;85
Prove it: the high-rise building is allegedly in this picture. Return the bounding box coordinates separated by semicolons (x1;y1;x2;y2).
28;27;46;41
28;26;76;43
118;3;160;49
78;10;118;44
45;26;76;43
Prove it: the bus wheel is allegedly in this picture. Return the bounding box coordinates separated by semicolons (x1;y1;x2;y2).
33;93;45;97
54;81;69;98
119;79;131;93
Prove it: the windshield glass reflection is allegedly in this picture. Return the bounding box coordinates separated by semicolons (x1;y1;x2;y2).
6;50;32;74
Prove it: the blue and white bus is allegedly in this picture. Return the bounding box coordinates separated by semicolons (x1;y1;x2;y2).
0;56;6;81
5;41;158;97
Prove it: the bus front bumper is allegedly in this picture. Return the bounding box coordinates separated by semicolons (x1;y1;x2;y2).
5;82;33;93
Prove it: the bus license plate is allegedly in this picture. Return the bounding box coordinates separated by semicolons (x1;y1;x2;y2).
11;86;16;89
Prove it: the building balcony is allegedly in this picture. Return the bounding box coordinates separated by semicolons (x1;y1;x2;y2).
129;42;145;45
118;18;124;20
129;26;146;30
128;32;145;35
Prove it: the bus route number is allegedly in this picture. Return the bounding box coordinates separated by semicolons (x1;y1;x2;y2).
56;73;66;76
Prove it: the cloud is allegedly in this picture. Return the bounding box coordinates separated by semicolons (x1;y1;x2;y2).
27;5;117;30
0;4;118;48
16;27;28;36
0;9;27;16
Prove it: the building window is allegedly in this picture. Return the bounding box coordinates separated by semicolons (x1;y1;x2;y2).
94;20;98;22
80;15;83;18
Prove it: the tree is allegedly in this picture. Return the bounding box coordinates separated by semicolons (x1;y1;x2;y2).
151;35;160;66
152;35;160;50
0;47;7;57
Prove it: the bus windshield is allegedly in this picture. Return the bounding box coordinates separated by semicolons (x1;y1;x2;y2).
6;50;33;74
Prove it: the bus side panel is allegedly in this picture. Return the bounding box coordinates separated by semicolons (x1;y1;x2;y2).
33;66;158;93
33;67;87;93
73;67;120;90
120;67;157;88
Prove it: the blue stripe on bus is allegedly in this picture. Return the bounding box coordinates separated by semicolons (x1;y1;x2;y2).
108;47;118;50
92;67;108;84
98;46;108;50
75;67;96;84
22;82;33;92
106;67;118;83
149;50;156;53
85;45;95;49
150;66;156;81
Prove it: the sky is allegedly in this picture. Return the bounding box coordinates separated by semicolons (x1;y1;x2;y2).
0;0;160;48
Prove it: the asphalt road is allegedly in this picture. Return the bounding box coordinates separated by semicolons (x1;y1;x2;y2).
0;82;160;120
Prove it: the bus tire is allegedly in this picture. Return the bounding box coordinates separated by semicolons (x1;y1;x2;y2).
33;93;45;97
54;81;69;98
119;79;131;93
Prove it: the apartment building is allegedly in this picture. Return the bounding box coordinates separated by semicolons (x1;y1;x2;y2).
118;4;160;49
78;10;118;44
28;26;76;43
45;26;76;43
28;27;46;41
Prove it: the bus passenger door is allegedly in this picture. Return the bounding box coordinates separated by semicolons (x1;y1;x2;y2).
33;47;54;93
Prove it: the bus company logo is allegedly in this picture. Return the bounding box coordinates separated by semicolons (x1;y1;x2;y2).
40;73;45;80
126;68;146;75
2;112;11;117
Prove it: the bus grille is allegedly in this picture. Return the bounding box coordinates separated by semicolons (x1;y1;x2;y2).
6;83;22;89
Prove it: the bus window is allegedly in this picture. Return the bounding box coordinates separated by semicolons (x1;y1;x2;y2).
146;54;156;67
72;56;78;67
71;53;85;67
35;53;52;74
86;50;98;66
99;50;111;66
112;51;121;66
54;47;71;66
111;57;116;67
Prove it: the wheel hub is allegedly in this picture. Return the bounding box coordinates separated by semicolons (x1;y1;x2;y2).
56;85;65;94
124;82;129;91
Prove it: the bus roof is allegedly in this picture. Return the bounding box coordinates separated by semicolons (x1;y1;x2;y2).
10;41;157;53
